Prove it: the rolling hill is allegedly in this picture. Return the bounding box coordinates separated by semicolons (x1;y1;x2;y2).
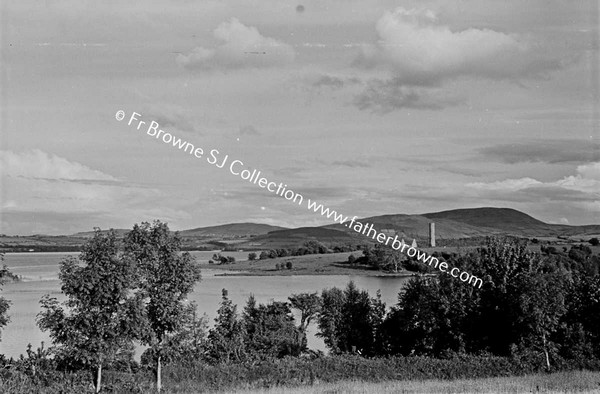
179;223;287;237
2;208;599;253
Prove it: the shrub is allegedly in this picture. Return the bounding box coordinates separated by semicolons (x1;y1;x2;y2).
248;252;257;261
286;261;293;270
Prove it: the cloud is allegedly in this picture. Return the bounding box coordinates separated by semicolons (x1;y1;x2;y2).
353;78;463;113
312;75;362;89
480;140;600;164
144;105;204;134
466;162;600;211
177;18;295;70
356;7;565;85
0;150;190;234
239;125;261;136
331;160;371;168
0;149;116;181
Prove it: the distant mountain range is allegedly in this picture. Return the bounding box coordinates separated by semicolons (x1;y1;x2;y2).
2;207;599;252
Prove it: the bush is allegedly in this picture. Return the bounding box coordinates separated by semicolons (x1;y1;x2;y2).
248;252;257;261
286;261;293;270
589;238;599;246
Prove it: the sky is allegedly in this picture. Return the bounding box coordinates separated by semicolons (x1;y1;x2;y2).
0;0;599;235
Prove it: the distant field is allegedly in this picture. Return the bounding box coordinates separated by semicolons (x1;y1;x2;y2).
233;370;600;394
211;251;416;277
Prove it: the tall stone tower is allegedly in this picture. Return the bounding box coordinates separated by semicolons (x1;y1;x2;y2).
429;222;435;247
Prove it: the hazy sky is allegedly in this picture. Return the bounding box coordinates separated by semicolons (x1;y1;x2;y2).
1;0;599;235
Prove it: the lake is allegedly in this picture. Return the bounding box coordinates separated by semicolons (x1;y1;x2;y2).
0;252;411;359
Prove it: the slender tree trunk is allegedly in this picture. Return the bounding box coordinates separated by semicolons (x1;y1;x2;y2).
157;356;162;392
95;363;102;393
542;333;551;370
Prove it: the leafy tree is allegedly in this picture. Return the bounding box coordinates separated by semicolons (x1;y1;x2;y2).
0;253;12;341
248;252;257;261
289;292;321;333
589;237;599;246
515;271;567;369
124;221;202;392
141;302;209;367
317;282;385;356
317;287;345;353
37;229;145;393
242;296;304;359
207;289;246;363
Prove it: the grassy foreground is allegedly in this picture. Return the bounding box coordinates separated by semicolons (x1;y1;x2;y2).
232;370;600;394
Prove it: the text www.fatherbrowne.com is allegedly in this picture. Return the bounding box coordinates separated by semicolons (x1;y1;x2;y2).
117;110;483;289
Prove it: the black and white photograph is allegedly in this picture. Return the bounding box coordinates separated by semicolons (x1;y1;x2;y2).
0;1;599;393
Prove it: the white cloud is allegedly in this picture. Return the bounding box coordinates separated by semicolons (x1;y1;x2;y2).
468;177;543;191
356;7;563;84
177;18;295;70
0;149;116;181
0;150;190;234
466;163;600;213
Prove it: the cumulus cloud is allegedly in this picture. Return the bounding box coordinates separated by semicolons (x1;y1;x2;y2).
356;7;564;85
480;140;600;164
177;18;295;70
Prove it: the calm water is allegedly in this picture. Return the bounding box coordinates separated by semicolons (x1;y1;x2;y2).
0;252;410;358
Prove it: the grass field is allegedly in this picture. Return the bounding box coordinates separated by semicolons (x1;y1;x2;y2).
211;251;417;277
229;370;600;394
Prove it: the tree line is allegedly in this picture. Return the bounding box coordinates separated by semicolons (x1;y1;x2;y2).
0;225;599;392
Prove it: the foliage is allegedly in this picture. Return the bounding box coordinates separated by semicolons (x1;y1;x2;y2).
0;253;12;341
36;229;145;392
242;296;305;359
212;253;236;264
124;221;202;391
317;282;385;356
207;289;246;364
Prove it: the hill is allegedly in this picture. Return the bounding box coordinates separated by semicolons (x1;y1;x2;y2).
422;207;600;238
180;223;287;237
236;227;358;250
71;229;131;238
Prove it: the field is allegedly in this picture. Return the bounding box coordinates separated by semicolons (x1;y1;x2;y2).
211;251;417;277
234;370;600;394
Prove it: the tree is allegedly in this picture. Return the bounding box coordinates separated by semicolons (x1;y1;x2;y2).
289;292;321;334
124;221;202;392
317;282;385;356
248;252;257;261
589;237;599;246
317;287;345;353
515;271;567;369
37;229;145;393
141;302;209;367
0;253;12;341
242;296;304;359
207;289;246;363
